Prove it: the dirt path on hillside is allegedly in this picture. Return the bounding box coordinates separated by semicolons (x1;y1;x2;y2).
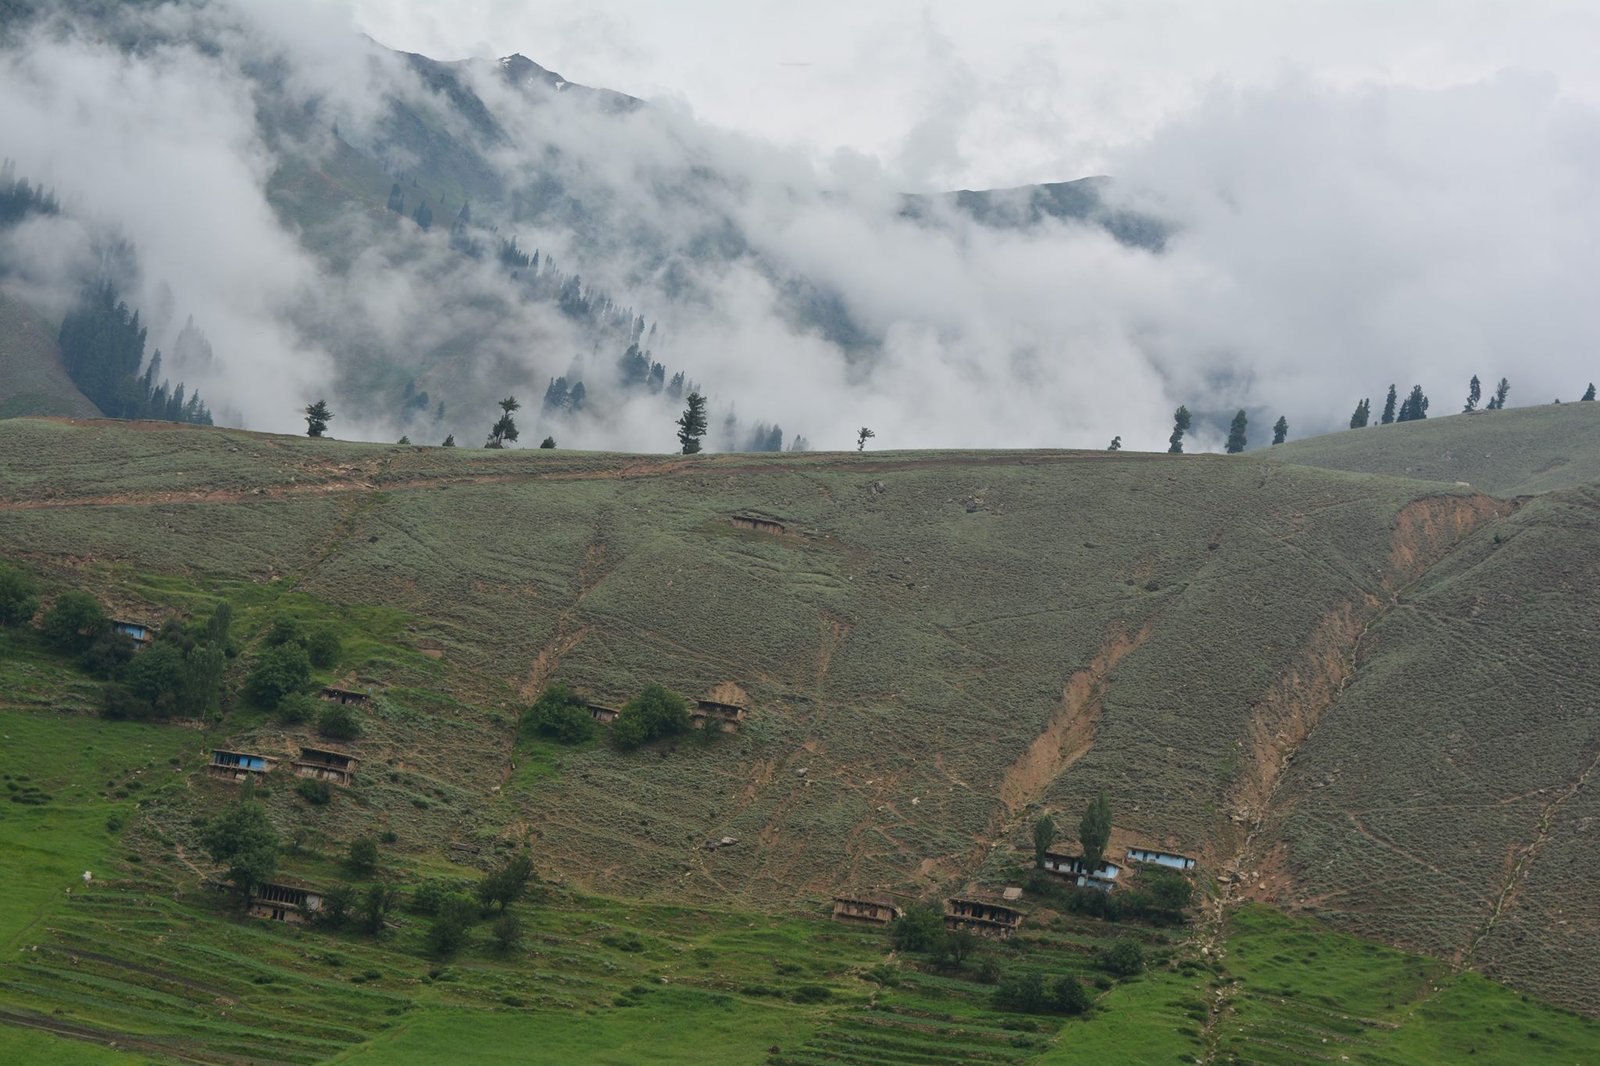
1463;745;1600;966
1196;493;1505;1063
996;623;1150;822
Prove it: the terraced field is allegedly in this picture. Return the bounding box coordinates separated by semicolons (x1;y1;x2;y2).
2;411;1599;1060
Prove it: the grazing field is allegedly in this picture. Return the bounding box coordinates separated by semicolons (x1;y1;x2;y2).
0;291;99;419
1276;401;1600;496
1;413;1599;1060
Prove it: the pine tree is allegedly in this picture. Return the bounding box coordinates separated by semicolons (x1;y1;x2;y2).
1032;815;1055;869
1380;385;1398;425
1349;399;1370;429
1107;436;1121;451
385;182;404;214
676;392;708;454
304;400;332;438
1225;410;1248;453
1396;385;1430;422
1487;377;1510;410
856;427;876;451
1583;383;1596;402
1271;415;1288;445
1079;791;1112;872
441;434;455;447
485;396;520;448
1464;375;1481;412
1168;406;1192;454
540;436;556;449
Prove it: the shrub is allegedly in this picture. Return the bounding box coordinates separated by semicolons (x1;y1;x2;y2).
1054;975;1092;1015
491;911;523;954
305;627;342;668
791;985;832;1004
277;692;318;724
319;883;356;928
246;642;311;709
975;957;1003;984
346;837;379;876
318;702;363;741
865;963;900;987
521;682;596;745
358;884;399;935
425;896;478;958
994;971;1050;1013
41;591;109;652
296;778;332;805
264;617;305;647
888;904;945;952
610;684;690;751
1100;938;1145;977
0;564;39;626
476;851;535;912
411;880;449;915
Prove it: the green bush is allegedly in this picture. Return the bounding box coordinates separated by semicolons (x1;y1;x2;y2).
306;627;342;668
347;837;379;875
277;692;318;724
425;896;479;958
318;701;363;741
610;684;690;751
41;590;108;652
0;564;39;626
411;880;449;915
888;904;945;952
265;617;305;647
296;778;332;805
1100;938;1145;977
318;883;357;928
246;642;311;709
521;682;596;745
491;911;523;954
791;985;832;1004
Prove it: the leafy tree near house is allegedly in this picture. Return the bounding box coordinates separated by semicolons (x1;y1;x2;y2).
1225;409;1248;453
304;399;332;438
888;904;945;952
41;590;109;652
1349;398;1370;428
611;684;692;750
1032;815;1055;869
1079;791;1112;873
485;396;520;448
1380;384;1398;424
1582;383;1596;401
521;682;596;745
201;796;279;904
245;642;311;709
1464;375;1481;412
1272;415;1288;445
358;884;400;935
1167;405;1192;453
317;701;363;741
677;392;708;454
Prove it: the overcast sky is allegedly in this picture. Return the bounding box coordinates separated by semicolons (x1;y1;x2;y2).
329;0;1600;190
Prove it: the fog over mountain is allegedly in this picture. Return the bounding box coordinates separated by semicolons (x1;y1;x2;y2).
1;0;1597;450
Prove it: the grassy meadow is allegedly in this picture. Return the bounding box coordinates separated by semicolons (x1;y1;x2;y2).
1;412;1599;1060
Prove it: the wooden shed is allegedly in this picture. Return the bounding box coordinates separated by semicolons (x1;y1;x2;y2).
292;747;358;786
318;686;370;706
944;897;1026;937
831;897;904;926
248;881;323;924
691;698;747;733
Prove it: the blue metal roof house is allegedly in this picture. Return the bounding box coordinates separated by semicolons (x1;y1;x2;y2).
208;749;279;782
111;620;153;647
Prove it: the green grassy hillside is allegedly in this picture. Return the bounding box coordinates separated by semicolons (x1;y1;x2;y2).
1;416;1598;1060
1275;403;1600;496
0;291;100;419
